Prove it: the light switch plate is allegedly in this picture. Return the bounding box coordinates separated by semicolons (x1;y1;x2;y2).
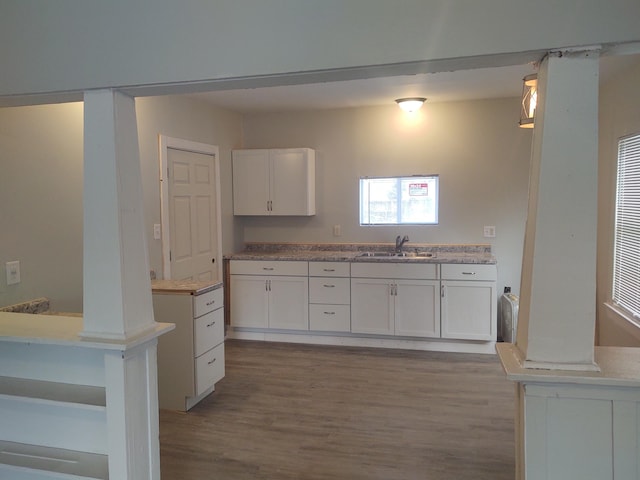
483;226;496;238
6;261;20;285
153;224;162;240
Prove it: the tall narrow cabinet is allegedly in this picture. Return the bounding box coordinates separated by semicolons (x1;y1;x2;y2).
232;148;315;216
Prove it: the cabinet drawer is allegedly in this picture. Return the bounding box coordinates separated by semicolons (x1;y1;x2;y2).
195;343;225;396
230;260;308;276
350;262;438;280
309;304;351;332
309;277;350;304
194;308;224;357
194;287;223;318
441;264;497;281
309;261;350;277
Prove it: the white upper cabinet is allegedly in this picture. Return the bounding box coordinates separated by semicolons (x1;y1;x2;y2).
232;148;316;216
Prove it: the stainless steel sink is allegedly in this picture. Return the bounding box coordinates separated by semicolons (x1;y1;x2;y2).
401;251;436;258
357;251;435;258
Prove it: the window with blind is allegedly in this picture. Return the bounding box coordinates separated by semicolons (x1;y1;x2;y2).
359;175;439;226
612;133;640;320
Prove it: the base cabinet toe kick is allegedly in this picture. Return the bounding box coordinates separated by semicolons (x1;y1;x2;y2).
228;260;497;354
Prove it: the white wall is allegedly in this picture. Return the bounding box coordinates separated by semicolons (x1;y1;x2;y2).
135;95;244;269
1;1;640;102
0;96;243;311
597;57;640;346
240;98;532;296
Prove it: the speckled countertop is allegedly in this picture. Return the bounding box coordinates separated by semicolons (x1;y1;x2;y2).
225;242;496;264
151;280;223;295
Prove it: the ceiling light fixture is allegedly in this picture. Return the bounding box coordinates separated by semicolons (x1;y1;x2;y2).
519;74;537;128
395;97;426;113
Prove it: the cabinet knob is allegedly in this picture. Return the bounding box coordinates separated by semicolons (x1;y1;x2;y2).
212;258;215;264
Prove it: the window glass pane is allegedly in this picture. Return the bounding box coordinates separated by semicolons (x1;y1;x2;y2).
613;133;640;319
359;175;438;225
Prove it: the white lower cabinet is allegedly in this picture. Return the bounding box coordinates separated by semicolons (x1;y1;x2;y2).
440;264;497;341
153;286;225;411
351;263;440;338
230;260;309;331
228;258;497;350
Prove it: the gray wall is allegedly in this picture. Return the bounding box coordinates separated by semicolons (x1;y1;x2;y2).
240;98;532;296
0;96;242;311
135;95;244;265
0;96;530;310
0;103;84;312
597;57;640;346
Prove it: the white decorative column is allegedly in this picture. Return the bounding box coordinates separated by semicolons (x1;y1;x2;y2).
497;49;640;480
83;89;155;340
82;89;170;480
516;50;600;371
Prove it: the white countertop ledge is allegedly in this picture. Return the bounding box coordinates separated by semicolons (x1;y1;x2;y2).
0;312;174;351
497;342;640;388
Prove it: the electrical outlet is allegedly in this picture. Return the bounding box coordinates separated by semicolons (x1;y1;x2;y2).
483;226;496;238
333;225;342;237
6;261;20;285
153;224;162;240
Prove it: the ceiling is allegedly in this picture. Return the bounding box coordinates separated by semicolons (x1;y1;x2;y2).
185;54;639;114
187;63;536;114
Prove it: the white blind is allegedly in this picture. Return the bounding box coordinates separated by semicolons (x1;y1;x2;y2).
613;133;640;319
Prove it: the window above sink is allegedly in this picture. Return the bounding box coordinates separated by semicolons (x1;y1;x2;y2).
359;175;439;226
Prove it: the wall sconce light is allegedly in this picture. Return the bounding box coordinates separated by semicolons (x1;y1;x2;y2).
519;74;537;128
395;97;426;113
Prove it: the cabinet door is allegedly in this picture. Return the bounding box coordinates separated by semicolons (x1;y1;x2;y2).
395;279;440;338
268;276;309;330
270;149;315;216
230;275;269;328
232;149;270;215
153;293;197;408
441;280;495;340
351;278;394;335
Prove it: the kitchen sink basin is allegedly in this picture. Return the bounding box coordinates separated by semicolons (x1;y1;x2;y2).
357;251;435;258
358;251;397;257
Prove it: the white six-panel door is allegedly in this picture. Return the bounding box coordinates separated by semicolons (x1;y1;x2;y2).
159;136;222;282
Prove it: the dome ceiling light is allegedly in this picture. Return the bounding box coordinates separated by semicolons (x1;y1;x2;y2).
395;97;426;113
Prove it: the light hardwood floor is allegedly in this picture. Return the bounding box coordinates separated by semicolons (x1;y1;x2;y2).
159;339;515;480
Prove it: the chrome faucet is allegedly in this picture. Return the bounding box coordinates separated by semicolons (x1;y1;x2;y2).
395;235;409;254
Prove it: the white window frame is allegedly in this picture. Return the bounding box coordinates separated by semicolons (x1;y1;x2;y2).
612;132;640;322
359;175;439;226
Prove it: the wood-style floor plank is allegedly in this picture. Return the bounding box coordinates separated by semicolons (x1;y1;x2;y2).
160;340;515;480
